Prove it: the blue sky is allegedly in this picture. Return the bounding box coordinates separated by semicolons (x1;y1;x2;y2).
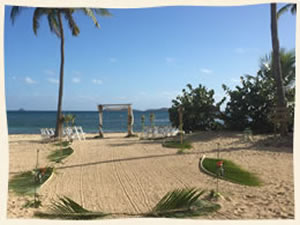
4;4;296;111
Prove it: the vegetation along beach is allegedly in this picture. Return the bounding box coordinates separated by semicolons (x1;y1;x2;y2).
5;3;295;220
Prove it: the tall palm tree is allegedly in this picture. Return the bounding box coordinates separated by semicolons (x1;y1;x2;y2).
270;3;288;136
10;7;111;138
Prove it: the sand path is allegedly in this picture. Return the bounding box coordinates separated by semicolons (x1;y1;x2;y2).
7;132;294;219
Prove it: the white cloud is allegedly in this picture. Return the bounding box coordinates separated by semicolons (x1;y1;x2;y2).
234;47;260;54
24;76;36;84
200;68;213;74
165;57;175;63
44;70;56;76
109;57;117;63
72;77;81;83
118;96;127;100
47;78;59;84
92;79;103;85
234;48;246;54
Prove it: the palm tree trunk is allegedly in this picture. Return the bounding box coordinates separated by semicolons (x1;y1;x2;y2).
270;3;288;136
55;11;65;138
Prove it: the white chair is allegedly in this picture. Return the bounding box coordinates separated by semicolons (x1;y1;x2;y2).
143;127;150;139
75;126;86;140
163;126;170;137
171;128;179;136
40;128;50;140
65;127;76;140
48;128;55;137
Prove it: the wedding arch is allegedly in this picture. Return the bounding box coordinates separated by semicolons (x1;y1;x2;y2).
97;104;134;138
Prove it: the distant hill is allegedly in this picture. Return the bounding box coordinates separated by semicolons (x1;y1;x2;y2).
145;107;169;112
134;107;169;112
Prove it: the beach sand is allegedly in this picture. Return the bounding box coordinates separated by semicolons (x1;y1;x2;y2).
6;131;294;219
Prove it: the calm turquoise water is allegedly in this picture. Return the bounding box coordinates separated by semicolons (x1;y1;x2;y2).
6;110;171;134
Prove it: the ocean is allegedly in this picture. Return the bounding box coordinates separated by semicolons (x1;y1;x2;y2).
6;110;171;134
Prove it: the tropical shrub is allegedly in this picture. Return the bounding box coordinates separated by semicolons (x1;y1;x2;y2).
222;74;275;133
222;49;295;133
169;84;225;132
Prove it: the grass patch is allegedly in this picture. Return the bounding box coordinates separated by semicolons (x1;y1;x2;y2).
202;158;261;186
177;149;185;154
48;147;74;163
9;167;53;196
162;140;192;149
145;188;220;218
34;196;108;220
53;141;70;148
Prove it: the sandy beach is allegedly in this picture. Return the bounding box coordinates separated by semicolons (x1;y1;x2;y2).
6;131;294;219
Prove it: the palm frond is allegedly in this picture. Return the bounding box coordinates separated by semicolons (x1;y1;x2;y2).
277;4;296;19
10;6;23;24
93;8;112;17
35;195;107;220
64;10;80;36
291;4;297;14
81;8;100;28
47;11;61;37
153;188;205;212
33;8;49;35
144;187;221;218
49;196;90;214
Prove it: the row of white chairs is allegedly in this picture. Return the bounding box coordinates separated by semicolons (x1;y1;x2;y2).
40;126;86;141
141;126;181;139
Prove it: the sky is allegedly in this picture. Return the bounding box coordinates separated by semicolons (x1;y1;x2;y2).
4;3;296;111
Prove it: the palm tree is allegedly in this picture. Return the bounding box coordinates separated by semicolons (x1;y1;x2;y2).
259;49;295;131
259;49;295;88
270;3;288;136
277;3;297;19
10;7;111;138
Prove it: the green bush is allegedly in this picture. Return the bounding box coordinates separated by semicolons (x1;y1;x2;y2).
222;49;295;133
169;84;225;133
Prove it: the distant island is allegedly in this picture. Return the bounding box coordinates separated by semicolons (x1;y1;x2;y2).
135;107;169;112
103;107;169;112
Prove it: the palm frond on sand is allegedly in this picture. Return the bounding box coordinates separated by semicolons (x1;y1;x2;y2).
35;196;107;220
145;187;220;218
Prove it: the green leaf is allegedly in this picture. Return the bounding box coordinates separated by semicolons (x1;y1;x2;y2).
146;188;218;218
35;196;107;220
